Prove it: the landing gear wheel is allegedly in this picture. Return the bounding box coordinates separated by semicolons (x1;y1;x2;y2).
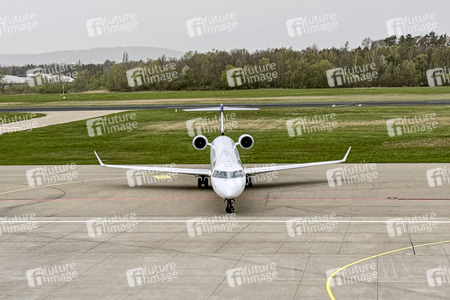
204;177;208;188
198;178;202;188
225;199;235;214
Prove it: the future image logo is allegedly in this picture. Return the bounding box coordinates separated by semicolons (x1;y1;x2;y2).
0;113;38;135
426;167;450;187
286;214;337;237
126;168;177;187
86;113;138;137
326;164;377;187
326;64;378;87
286;114;337;137
126;263;178;287
26;164;78;188
86;13;138;37
186;214;238;237
186;114;237;137
0;13;38;37
386;13;438;36
426;67;449;87
245;164;278;184
326;263;377;287
26;64;76;87
226;64;278;88
226;264;278;287
126;64;178;88
86;213;138;238
427;267;450;288
26;263;78;287
186;13;238;37
226;68;245;87
0;214;38;235
386;114;438;137
286;13;338;37
386;214;437;237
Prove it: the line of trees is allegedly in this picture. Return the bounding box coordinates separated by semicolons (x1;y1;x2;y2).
1;32;449;94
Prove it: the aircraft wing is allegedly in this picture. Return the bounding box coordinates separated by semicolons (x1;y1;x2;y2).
244;147;351;175
94;152;211;176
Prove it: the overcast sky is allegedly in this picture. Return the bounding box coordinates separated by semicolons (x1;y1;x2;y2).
1;0;449;55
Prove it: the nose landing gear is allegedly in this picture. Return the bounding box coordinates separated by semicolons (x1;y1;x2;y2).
225;199;235;213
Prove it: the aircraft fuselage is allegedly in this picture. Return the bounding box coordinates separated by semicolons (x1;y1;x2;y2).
209;136;246;200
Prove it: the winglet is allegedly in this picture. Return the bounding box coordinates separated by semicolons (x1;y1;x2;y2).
94;151;105;166
341;147;352;162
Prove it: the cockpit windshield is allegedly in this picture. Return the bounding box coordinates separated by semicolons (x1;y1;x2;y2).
231;170;244;178
212;170;244;179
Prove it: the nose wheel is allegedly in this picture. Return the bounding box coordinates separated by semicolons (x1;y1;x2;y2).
225;199;235;213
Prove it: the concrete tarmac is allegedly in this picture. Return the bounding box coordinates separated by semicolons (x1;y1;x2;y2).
0;164;450;299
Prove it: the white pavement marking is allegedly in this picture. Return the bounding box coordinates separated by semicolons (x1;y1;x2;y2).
4;220;450;223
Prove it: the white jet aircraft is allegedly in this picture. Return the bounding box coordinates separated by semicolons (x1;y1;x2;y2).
94;104;351;213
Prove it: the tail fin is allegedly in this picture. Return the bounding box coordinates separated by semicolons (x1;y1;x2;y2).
183;104;259;135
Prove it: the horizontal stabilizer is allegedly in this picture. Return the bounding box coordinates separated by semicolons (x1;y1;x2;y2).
183;106;259;111
184;104;259;135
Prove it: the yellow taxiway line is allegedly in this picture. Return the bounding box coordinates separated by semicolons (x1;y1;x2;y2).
326;240;450;299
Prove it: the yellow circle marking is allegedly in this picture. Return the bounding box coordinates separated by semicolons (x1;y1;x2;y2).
326;240;450;299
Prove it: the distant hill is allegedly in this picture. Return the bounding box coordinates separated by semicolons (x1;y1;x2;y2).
0;46;184;66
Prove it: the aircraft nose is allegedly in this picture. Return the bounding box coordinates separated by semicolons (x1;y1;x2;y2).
213;178;245;199
222;188;239;199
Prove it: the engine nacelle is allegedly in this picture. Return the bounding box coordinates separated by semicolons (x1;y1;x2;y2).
238;134;254;149
192;135;209;150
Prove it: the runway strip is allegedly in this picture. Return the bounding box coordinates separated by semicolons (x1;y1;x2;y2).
1;99;450;112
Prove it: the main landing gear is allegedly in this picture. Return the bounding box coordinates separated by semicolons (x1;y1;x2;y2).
246;176;253;187
225;199;235;213
198;176;208;188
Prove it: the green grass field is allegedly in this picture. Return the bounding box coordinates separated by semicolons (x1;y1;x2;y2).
1;87;450;104
0;106;448;165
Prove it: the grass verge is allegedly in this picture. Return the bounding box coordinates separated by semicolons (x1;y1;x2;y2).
0;106;448;164
0;87;450;104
